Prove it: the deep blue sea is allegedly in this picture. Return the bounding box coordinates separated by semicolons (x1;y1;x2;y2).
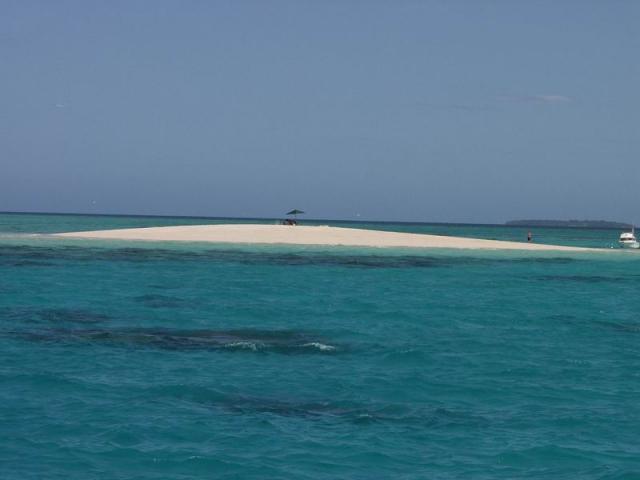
1;213;639;479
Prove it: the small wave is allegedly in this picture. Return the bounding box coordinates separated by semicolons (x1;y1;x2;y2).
133;294;187;308
0;307;110;325
223;341;262;351
301;342;336;351
12;327;342;355
538;274;618;283
597;320;640;334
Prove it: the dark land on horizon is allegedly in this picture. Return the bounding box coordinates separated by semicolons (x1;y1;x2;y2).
506;219;632;229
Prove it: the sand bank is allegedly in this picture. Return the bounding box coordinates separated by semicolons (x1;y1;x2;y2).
55;224;596;252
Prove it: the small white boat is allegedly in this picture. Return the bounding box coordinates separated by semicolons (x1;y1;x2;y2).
619;228;640;249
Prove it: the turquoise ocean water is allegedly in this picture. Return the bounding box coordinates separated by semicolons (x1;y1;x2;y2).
1;213;639;479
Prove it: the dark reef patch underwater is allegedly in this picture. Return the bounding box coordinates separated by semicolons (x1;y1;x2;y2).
1;216;640;479
0;243;583;269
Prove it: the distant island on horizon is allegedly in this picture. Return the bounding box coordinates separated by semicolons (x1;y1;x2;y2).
506;219;632;229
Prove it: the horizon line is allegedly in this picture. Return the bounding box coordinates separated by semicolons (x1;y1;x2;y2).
0;210;631;230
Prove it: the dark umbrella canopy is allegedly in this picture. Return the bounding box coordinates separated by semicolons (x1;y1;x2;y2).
285;209;305;224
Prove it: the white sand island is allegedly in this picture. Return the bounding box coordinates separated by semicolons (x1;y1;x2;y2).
55;224;596;252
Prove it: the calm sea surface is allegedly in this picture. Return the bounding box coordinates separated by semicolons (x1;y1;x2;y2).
1;213;639;479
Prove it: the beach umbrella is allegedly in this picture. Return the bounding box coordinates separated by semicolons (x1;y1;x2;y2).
286;209;305;220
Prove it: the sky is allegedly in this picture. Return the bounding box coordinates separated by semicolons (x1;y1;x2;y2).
1;0;638;224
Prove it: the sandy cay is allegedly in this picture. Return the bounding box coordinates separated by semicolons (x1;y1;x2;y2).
55;224;597;252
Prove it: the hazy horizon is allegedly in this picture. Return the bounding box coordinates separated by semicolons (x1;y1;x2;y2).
0;209;635;228
2;1;638;224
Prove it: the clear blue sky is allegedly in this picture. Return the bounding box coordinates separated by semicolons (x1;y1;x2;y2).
1;1;638;223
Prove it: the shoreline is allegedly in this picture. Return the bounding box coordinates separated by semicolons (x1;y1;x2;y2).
54;224;599;252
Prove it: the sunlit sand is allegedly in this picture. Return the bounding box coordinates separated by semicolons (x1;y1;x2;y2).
55;224;597;251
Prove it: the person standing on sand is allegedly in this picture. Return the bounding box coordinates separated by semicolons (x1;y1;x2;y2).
527;231;532;242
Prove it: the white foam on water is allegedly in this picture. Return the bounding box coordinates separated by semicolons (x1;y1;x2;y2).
302;342;336;351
